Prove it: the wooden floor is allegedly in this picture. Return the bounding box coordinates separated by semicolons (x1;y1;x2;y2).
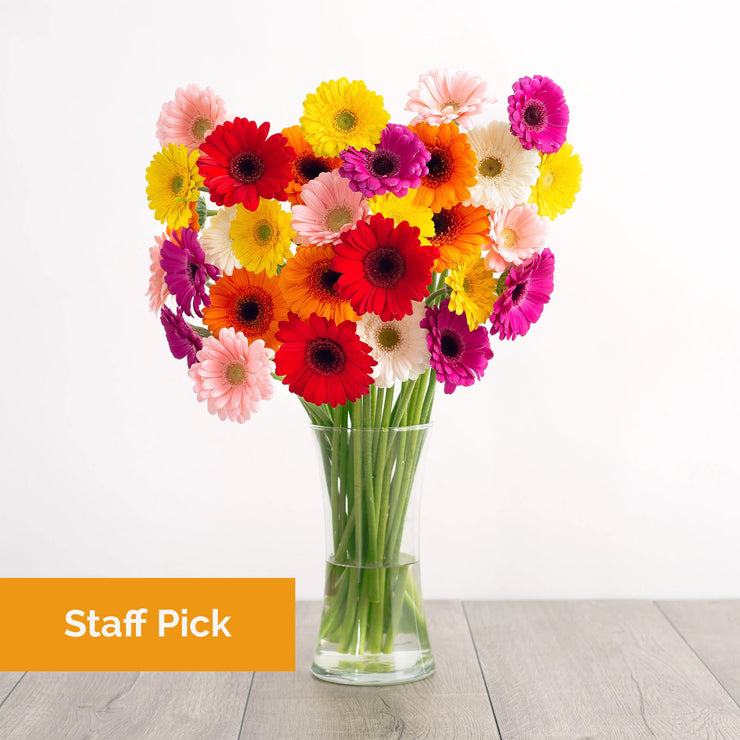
1;601;739;739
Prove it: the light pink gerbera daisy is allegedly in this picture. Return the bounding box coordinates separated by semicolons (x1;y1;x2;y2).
484;204;549;271
291;170;370;246
146;233;169;312
406;69;495;130
188;327;275;423
156;84;228;151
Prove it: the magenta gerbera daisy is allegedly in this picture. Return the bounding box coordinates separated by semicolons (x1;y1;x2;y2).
198;118;295;210
159;227;220;318
421;299;493;395
508;75;569;154
189;327;275;423
160;305;203;368
490;248;555;340
339;123;430;198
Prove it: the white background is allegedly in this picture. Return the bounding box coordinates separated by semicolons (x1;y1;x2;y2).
2;0;738;599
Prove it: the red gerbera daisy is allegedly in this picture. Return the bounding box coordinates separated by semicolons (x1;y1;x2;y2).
274;313;376;407
332;213;438;322
198;118;295;210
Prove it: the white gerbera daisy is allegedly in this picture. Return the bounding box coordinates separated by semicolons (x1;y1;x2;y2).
466;121;540;211
200;206;241;276
357;302;430;388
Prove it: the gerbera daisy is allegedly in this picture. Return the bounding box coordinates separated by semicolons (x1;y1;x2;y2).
421;299;493;394
202;268;288;351
300;78;390;158
189;327;275;424
159;227;220;317
229;199;295;276
368;189;434;245
357;302;430;388
198;118;295;210
279;245;358;324
339;123;430;199
429;203;491;272
156;84;227;151
291;170;369;246
281;125;341;206
529;141;582;220
409;122;477;211
406;69;495;130
274;313;376;407
490;248;555;340
508;75;569;153
333;213;437;322
146;143;204;231
466;121;540;211
485;204;548;269
446;256;498;330
200;206;241;276
160;305;203;368
147;233;169;313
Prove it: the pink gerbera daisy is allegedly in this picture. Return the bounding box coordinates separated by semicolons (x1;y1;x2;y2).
508;75;569;153
188;327;275;423
484;204;548;271
406;69;495;130
156;84;228;151
291;170;370;246
490;248;555;340
146;233;169;312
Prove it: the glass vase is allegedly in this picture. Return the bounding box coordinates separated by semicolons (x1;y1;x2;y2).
310;421;435;685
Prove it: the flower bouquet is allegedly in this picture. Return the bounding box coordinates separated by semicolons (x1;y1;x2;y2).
145;71;581;684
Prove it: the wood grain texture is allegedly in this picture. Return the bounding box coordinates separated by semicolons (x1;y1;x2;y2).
464;600;740;740
659;600;740;707
239;600;499;739
0;672;252;740
0;673;25;707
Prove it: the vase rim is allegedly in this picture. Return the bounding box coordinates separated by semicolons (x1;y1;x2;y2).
309;423;432;432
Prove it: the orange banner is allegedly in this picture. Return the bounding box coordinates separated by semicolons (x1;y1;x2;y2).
0;578;294;671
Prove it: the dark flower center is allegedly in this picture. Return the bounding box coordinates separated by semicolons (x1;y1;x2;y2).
237;298;261;324
229;152;265;184
425;147;452;182
440;331;462;360
318;266;341;296
297;155;332;183
369;150;399;178
363;246;406;288
188;260;199;282
306;338;346;375
511;280;529;306
432;208;452;237
523;101;546;130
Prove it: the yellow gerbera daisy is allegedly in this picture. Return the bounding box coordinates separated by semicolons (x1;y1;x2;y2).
300;78;390;158
229;199;295;276
529;141;583;220
446;255;497;330
146;143;204;230
369;189;435;245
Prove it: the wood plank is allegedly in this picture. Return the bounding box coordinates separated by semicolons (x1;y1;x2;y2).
240;600;499;739
658;600;740;706
0;673;24;707
465;600;740;739
0;672;252;739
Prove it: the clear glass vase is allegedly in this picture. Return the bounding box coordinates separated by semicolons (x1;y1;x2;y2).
310;422;435;685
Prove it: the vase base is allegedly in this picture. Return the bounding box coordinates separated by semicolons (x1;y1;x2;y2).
311;649;435;686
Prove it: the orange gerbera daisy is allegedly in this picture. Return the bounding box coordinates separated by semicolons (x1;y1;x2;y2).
409;122;477;211
279;245;359;324
282;125;342;206
203;268;288;351
430;203;492;271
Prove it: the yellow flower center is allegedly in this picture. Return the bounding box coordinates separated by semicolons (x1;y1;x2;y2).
500;227;518;249
377;326;400;350
325;205;353;232
253;220;273;245
541;170;555;189
479;157;503;178
191;117;212;140
441;100;461;111
225;362;246;385
335;110;357;132
171;175;184;195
